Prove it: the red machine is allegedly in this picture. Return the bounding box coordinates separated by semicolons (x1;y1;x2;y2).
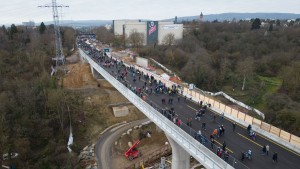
124;140;142;160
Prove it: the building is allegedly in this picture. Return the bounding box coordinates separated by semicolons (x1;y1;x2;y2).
199;12;204;22
113;20;183;46
22;21;35;27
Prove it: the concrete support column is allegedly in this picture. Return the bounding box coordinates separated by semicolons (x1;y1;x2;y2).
166;134;190;169
91;66;103;79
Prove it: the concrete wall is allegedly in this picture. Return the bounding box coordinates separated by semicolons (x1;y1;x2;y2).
124;21;147;45
112;106;129;117
113;20;126;36
113;20;183;46
136;57;148;68
158;23;183;45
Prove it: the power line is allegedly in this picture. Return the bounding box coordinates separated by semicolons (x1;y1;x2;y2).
38;0;69;74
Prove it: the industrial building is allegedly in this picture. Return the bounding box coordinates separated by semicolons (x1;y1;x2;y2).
113;20;183;46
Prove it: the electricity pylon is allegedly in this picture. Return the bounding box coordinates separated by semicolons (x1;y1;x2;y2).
38;0;69;74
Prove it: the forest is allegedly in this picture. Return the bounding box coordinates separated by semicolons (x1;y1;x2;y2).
0;23;82;168
93;19;300;136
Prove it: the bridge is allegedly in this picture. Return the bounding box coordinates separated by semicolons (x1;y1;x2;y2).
77;38;300;169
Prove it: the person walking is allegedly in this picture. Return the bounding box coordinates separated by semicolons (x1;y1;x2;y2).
177;118;181;127
211;137;215;150
224;151;229;162
272;152;278;162
262;145;266;155
221;125;225;136
202;122;206;130
266;145;269;155
232;122;236;132
222;141;226;151
198;130;202;137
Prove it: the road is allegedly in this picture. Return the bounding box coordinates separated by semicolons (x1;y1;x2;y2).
95;119;149;169
80;41;300;169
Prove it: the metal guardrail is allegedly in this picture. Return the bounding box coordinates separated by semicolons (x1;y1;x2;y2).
79;49;234;169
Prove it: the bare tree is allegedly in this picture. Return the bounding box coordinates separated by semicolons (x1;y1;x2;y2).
92;26;114;44
127;30;144;50
236;57;254;91
162;33;175;46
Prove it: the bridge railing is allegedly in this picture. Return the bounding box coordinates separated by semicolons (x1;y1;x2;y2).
79;49;234;169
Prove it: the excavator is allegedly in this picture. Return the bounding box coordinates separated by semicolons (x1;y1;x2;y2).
124;131;151;160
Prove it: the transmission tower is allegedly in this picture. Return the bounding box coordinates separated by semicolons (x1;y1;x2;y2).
38;0;69;71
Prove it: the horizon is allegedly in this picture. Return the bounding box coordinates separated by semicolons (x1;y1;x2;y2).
1;0;300;25
4;12;300;26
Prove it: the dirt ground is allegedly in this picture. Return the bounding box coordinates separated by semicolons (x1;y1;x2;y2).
63;52;166;166
112;123;169;169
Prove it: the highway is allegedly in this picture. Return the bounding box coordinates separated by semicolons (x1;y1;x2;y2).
79;39;300;169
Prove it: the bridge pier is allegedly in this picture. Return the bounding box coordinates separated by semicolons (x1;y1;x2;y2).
166;134;190;169
90;66;103;79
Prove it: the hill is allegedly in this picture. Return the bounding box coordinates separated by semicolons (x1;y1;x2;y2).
164;13;300;22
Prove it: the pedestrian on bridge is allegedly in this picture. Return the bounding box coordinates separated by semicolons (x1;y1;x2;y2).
222;141;226;151
210;136;215;150
266;145;269;155
232;122;236;132
221;113;224;121
221;125;225;136
224;151;229;162
177;118;182;127
202;122;206;130
262;145;267;155
272;152;278;162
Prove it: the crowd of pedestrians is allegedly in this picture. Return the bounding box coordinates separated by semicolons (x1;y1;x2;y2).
78;37;281;166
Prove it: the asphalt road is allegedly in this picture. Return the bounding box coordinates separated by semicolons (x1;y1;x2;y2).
95;119;150;169
82;45;300;169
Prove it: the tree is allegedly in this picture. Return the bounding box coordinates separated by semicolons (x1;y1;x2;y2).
280;62;300;101
127;30;144;50
62;27;76;52
236;57;254;91
251;18;261;30
39;22;46;34
268;23;273;32
162;33;175;46
276;19;281;26
1;25;7;34
9;24;18;39
92;26;114;44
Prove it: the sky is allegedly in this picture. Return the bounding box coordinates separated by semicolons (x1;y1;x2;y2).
1;0;300;25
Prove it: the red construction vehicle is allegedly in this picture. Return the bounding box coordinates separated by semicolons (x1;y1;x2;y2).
124;131;152;160
124;139;142;160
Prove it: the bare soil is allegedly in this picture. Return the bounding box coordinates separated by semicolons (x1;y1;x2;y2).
112;123;169;169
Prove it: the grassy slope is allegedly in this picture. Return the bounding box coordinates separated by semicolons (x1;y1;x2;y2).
222;75;282;114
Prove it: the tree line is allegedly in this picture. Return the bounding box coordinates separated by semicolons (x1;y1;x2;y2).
0;23;83;168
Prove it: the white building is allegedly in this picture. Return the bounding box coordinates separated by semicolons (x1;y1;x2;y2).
113;20;183;45
22;21;35;27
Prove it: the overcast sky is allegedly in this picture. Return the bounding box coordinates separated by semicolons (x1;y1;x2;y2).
1;0;300;25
